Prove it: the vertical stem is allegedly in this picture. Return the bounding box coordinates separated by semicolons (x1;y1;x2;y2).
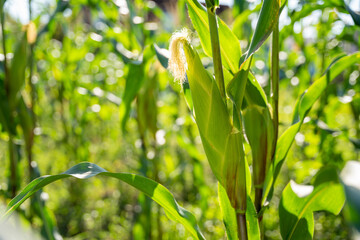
237;213;247;240
206;6;226;102
271;21;279;148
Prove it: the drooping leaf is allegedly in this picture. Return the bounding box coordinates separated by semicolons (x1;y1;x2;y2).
185;0;241;73
3;163;205;240
279;167;345;240
340;161;360;231
263;52;360;204
290;2;341;23
153;44;170;69
183;42;247;211
245;0;281;60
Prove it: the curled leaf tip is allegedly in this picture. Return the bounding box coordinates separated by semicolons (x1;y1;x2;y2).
168;28;191;84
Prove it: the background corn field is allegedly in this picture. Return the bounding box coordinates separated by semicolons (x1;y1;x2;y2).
0;0;360;239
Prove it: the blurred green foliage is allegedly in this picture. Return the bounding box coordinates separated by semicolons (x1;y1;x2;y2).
0;0;359;239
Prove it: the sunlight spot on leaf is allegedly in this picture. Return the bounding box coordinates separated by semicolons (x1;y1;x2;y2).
290;180;314;198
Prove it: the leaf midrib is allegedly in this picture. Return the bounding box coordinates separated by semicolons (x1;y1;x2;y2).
287;183;332;240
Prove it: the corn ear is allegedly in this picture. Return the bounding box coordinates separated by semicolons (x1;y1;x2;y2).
180;41;247;211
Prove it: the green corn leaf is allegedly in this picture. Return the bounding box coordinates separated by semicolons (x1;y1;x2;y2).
245;196;261;239
183;42;246;211
243;72;268;108
227;57;252;115
291;2;341;23
218;183;238;240
185;0;241;74
340;161;360;231
279;167;345;240
245;0;280;60
3;162;205;240
263;52;360;205
153;44;169;69
120;63;144;131
119;45;155;131
9;34;28;105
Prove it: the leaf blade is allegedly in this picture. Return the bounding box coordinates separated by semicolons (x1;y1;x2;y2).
279;168;345;240
4;163;205;240
245;0;280;60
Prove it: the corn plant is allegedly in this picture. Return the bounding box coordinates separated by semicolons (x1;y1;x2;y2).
165;0;360;239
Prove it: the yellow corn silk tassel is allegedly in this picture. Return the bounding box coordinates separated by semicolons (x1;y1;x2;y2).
168;30;247;213
243;104;275;212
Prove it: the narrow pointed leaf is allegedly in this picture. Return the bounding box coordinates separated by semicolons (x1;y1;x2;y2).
245;0;280;60
218;183;238;240
245;196;261;239
227;57;252;113
154;44;170;69
4;163;205;240
263;52;360;204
